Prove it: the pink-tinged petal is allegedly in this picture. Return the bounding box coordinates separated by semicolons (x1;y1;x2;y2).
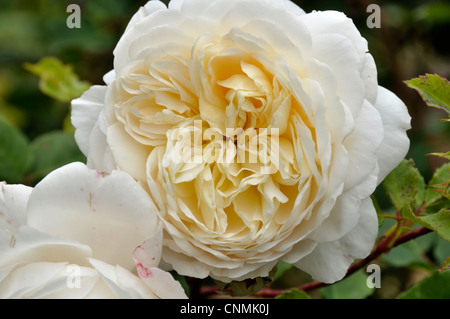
0;183;32;236
26;162;159;270
133;225;163;269
295;197;377;283
132;227;187;299
134;263;187;299
373;87;411;184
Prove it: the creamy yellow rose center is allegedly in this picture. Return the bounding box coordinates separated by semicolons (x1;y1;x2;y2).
112;35;324;254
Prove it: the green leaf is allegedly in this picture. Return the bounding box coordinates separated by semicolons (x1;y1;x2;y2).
222;277;272;297
433;236;450;263
27;131;86;182
216;264;278;296
428;151;450;161
425;162;450;205
320;270;374;299
381;230;435;268
401;205;450;242
371;195;384;227
24;57;90;102
397;270;450;299
404;74;450;117
383;159;424;210
0;119;30;183
272;261;294;283
275;288;310;299
419;209;450;242
439;257;450;273
414;3;450;25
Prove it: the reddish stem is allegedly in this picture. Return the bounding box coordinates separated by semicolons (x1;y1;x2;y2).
199;226;432;298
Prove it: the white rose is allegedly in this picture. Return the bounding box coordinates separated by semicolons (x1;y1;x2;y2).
72;0;411;284
0;163;187;299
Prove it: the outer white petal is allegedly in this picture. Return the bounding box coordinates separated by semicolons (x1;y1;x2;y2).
0;183;32;236
123;1;168;34
85;115;116;173
311;168;378;243
133;225;163;269
170;0;305;16
342;100;384;190
26;162;159;270
102;70;115;85
0;262;108;299
132;228;187;299
134;263;188;299
89;258;157;299
107;122;151;182
0;226;92;269
0;262;67;298
295;197;378;283
302;10;368;58
0;260;157;299
71;85;107;156
360;53;378;105
373;87;411;184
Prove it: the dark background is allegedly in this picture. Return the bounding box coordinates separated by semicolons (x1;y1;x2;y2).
0;0;449;299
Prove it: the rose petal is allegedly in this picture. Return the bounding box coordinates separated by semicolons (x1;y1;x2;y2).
71;86;107;156
0;226;92;268
0;183;32;236
295;197;377;283
0;262;67;298
373;86;411;184
26;162;159;270
310;167;378;242
342;100;384;190
133;225;164;269
89;258;156;299
107;122;151;182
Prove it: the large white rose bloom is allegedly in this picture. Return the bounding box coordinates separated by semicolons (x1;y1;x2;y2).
0;163;187;298
72;0;411;283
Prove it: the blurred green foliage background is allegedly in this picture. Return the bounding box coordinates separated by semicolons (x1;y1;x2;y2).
0;0;449;299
